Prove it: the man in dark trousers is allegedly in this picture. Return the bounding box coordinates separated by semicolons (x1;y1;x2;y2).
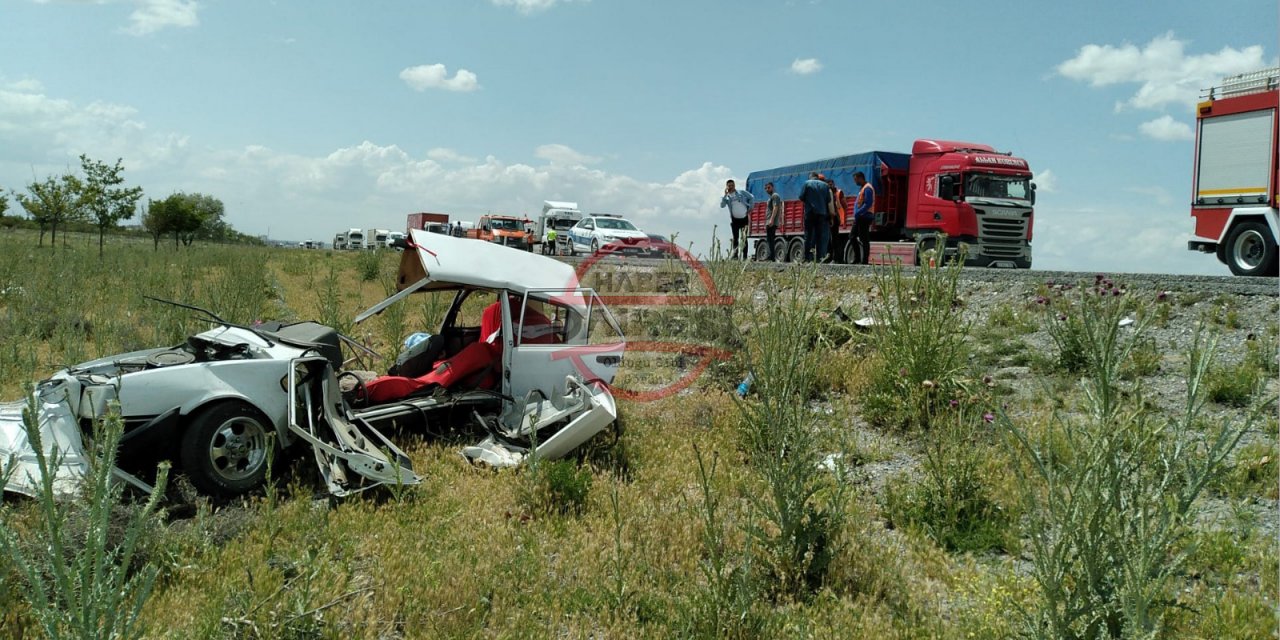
852;171;875;264
719;179;754;259
764;181;782;261
799;172;831;262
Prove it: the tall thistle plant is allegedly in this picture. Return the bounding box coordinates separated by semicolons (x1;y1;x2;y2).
1002;286;1271;639
0;391;169;640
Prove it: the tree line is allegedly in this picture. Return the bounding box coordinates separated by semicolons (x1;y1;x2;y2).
0;155;260;255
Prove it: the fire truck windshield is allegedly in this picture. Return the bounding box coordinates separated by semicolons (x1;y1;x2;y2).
964;173;1031;200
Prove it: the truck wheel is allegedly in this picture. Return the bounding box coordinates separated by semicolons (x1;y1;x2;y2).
1225;221;1278;276
754;240;769;261
842;239;859;265
787;238;805;263
180;400;273;497
773;238;786;262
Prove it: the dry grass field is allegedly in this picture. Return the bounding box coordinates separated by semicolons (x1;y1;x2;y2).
0;230;1276;639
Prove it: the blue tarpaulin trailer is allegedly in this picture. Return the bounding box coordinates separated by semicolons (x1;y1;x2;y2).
744;151;910;204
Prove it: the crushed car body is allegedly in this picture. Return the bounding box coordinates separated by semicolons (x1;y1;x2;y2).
0;229;625;498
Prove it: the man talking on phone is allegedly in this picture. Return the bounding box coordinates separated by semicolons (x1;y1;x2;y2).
720;179;754;260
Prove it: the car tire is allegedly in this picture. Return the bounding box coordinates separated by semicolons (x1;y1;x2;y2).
1225;221;1278;277
787;238;805;263
592;239;600;255
180;400;273;497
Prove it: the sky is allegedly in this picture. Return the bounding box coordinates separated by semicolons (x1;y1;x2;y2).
0;0;1275;275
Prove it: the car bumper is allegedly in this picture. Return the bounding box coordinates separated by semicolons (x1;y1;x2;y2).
0;382;88;498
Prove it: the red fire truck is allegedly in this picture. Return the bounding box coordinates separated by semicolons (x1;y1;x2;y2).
745;140;1035;267
1187;67;1279;276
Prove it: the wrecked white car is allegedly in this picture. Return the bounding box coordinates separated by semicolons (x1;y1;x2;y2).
0;230;625;498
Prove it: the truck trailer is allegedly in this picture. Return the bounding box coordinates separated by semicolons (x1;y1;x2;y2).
745;139;1035;267
407;212;450;235
366;229;391;250
1187;67;1279;277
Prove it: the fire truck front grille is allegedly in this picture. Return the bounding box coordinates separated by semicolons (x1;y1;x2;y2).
975;210;1030;258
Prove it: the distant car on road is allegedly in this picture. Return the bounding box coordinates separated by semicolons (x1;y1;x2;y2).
567;214;650;256
644;233;677;258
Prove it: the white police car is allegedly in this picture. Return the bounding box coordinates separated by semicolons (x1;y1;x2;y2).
566;214;651;256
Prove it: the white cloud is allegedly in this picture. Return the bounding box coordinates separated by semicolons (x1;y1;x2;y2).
1057;32;1268;112
124;0;199;36
399;64;480;93
534;143;600;166
789;58;822;75
490;0;585;14
426;147;476;164
1033;202;1226;275
1032;169;1056;193
1138;115;1193;141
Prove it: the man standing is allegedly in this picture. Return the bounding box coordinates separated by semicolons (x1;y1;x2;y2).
720;179;754;259
826;177;845;263
799;172;832;262
764;181;782;261
852;171;875;264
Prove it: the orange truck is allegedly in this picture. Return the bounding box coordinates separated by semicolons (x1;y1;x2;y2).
467;214;535;251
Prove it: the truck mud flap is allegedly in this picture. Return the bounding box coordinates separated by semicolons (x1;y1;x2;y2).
287;358;420;497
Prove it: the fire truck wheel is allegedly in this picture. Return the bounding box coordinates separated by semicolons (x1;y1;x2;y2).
1225;221;1278;277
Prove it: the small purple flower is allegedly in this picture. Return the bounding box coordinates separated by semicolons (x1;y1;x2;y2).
983;375;994;387
1034;295;1048;305
1112;289;1122;297
983;412;995;423
1156;291;1169;302
949;399;959;408
1095;274;1105;283
898;367;909;377
1058;313;1068;321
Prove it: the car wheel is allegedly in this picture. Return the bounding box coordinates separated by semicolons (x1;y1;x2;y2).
592;239;600;254
180;400;273;496
1225;221;1278;277
787;238;805;263
754;240;769;261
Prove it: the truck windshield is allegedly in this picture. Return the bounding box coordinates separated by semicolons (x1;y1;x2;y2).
964;173;1031;200
489;219;522;231
553;219;577;230
596;218;638;231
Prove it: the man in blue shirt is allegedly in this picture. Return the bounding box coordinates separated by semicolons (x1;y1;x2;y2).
852;171;875;264
720;179;754;259
799;172;832;262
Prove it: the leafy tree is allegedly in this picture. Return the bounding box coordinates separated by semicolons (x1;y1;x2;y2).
15;173;81;249
178;193;224;246
78;155;143;257
140;200;169;251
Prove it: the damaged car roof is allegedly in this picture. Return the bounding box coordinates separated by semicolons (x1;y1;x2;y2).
395;228;579;294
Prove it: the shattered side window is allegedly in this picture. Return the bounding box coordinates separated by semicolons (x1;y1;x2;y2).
517;292;588;347
587;294;623;346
